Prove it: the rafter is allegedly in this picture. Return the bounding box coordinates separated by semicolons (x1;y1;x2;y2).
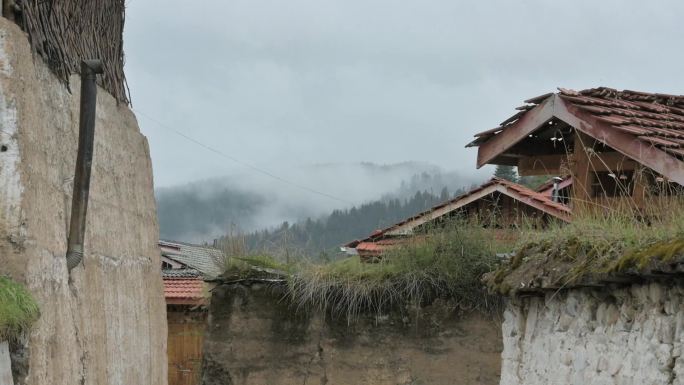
554;97;684;186
475;94;684;186
477;96;556;168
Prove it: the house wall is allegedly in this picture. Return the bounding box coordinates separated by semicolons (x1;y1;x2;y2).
168;310;206;385
1;342;13;385
202;284;502;385
461;194;554;228
500;282;684;385
0;18;166;385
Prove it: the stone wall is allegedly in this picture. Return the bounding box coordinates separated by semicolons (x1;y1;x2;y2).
501;282;684;385
202;284;502;385
0;17;166;385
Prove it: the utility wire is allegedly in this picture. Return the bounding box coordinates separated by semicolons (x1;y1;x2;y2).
133;109;354;205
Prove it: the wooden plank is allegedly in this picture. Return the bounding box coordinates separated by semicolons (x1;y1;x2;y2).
518;154;564;176
385;184;501;235
167;312;206;385
570;131;593;210
493;185;571;222
586;152;636;172
632;165;647;208
476;96;556;168
517;151;631;175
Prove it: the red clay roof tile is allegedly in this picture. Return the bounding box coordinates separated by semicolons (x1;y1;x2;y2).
163;277;204;304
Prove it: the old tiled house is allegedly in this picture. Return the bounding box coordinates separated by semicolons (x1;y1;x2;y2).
160;240;224;385
467;88;684;209
345;178;571;260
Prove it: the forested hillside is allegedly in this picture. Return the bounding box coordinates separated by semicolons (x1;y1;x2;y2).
218;166;552;259
219;186;467;260
156;162;480;242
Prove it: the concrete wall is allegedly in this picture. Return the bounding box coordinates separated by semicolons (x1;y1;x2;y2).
501;282;684;385
1;342;13;385
202;284;502;385
0;18;166;385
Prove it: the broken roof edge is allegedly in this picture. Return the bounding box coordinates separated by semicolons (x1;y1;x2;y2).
468;87;684;184
471;94;558;168
159;239;224;279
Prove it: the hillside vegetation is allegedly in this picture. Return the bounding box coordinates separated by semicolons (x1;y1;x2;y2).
157;163;478;245
221;221;504;320
236;188;463;260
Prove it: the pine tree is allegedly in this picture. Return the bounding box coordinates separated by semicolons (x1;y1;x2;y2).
439;187;449;202
494;165;518;183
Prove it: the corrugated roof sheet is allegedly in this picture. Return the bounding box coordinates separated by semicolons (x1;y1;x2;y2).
162;268;201;279
470;87;684;159
159;240;224;278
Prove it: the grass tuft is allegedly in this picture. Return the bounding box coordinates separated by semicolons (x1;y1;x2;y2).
219;221;504;321
284;222;503;320
0;277;39;341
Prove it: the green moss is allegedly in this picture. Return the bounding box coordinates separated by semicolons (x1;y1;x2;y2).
611;238;684;272
0;277;39;340
486;206;684;294
222;255;293;279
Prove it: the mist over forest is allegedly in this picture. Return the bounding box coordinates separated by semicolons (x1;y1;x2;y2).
156;162;483;246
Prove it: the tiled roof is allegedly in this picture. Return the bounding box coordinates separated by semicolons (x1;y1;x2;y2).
470;87;684;159
163;276;205;305
159;240;224;278
346;178;571;248
492;178;571;215
356;238;408;256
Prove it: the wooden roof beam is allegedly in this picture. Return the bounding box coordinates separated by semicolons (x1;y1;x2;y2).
475;94;684;185
385;184;502;236
492;184;571;222
476;95;556;168
554;97;684;186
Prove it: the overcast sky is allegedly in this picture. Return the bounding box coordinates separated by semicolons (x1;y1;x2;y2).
123;0;684;189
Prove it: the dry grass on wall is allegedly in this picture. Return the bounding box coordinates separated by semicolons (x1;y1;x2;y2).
220;222;504;322
488;198;684;295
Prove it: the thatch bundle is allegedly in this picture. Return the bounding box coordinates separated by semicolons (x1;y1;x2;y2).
18;0;129;104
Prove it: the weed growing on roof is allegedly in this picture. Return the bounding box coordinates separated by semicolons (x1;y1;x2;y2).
0;277;39;341
489;197;684;294
285;221;502;320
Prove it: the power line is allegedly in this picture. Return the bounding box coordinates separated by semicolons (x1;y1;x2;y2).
133;109;354;205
